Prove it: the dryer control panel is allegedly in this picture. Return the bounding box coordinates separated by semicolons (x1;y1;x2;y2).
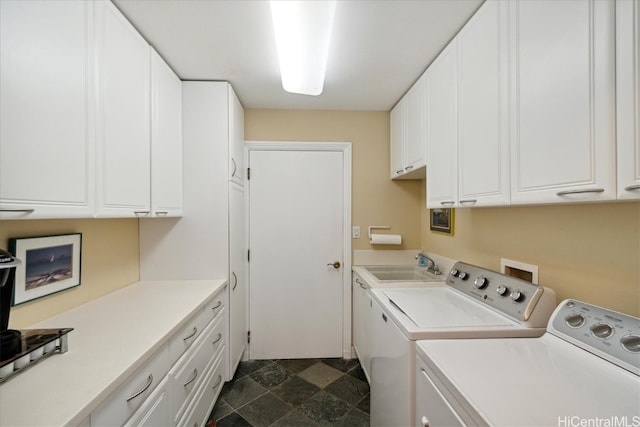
549;299;640;376
446;262;556;327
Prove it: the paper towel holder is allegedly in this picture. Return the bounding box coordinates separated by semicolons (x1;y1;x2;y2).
368;225;390;240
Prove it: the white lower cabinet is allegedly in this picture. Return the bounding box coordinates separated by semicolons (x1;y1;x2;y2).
91;287;227;427
352;273;371;382
125;376;171;427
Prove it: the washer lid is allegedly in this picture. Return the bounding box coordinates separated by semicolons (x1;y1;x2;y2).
417;335;640;426
382;288;513;328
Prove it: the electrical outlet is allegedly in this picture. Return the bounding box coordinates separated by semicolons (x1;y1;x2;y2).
352;226;361;239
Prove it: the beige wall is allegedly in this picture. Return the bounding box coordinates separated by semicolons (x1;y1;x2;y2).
420;181;640;316
1;219;140;328
245;109;423;250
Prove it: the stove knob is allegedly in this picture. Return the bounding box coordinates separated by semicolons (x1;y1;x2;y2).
450;269;459;277
496;285;509;296
474;276;488;289
510;290;524;302
458;272;469;280
620;334;640;353
590;323;614;339
565;314;585;328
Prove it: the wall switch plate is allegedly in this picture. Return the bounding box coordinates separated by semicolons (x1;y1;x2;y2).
352;226;360;239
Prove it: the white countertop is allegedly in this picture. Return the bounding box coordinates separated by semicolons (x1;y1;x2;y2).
0;279;227;427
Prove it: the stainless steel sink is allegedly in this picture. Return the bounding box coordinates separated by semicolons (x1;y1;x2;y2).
363;265;443;282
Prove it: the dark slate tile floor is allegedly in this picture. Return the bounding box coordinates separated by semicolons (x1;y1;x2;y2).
207;358;370;427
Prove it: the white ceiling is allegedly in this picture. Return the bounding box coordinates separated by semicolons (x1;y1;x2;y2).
113;0;484;111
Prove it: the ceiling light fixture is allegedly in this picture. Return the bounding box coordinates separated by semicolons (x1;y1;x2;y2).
270;0;336;96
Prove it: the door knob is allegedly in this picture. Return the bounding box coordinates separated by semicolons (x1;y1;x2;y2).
327;261;341;269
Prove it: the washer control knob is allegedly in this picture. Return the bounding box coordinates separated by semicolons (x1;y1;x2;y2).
510;290;524;302
496;285;509;296
474;276;488;289
565;314;586;328
590;323;614;339
450;269;459;277
458;272;469;281
620;334;640;353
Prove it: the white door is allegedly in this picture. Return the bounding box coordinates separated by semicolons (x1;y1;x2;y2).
248;146;348;359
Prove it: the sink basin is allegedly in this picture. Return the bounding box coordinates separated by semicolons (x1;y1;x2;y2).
363;266;443;282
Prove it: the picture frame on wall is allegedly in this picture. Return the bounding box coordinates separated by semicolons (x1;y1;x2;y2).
9;233;82;305
430;208;454;235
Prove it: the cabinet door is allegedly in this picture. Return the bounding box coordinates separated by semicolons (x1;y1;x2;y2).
124;376;170;427
457;0;510;207
425;41;458;209
0;0;94;219
404;74;427;174
151;49;183;216
229;86;245;185
616;0;640;200
228;181;247;378
352;276;371;383
95;0;151;217
390;98;407;178
510;0;615;204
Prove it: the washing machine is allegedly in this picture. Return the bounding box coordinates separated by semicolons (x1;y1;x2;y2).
415;299;640;426
369;261;557;426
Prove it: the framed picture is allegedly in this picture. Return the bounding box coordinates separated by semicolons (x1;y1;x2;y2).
9;233;82;305
430;208;454;235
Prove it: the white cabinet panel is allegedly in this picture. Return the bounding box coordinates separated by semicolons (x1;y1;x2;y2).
229;87;245;185
457;0;510;207
616;0;640;200
352;274;371;383
425;42;458;208
95;0;151;217
229;182;247;376
390;77;427;180
124;376;170;427
510;0;615;204
151;49;183;216
0;0;94;219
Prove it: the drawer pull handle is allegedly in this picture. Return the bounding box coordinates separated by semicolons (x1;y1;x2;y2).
0;208;35;213
459;199;477;204
126;374;153;402
212;374;223;389
624;184;640;191
134;211;150;216
440;201;455;206
421;416;430;427
231;158;237;178
354;278;367;290
556;188;604;196
212;301;222;312
405;165;414;171
155;211;168;216
212;333;223;345
183;368;198;387
232;272;238;291
396;169;404;175
183;327;198;341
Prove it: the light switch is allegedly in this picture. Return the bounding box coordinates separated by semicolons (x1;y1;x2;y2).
352;226;361;239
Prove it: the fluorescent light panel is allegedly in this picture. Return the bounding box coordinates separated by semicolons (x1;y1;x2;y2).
270;0;336;96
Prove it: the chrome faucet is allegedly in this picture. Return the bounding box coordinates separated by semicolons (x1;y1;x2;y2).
416;252;441;275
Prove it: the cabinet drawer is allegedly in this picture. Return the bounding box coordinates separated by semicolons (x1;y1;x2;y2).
168;291;224;363
170;314;225;423
177;350;225;427
91;344;170;427
124;375;170;427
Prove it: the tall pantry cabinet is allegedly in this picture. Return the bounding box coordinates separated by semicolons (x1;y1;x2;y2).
139;82;247;380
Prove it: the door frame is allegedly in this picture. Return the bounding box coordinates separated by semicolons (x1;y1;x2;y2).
245;141;353;358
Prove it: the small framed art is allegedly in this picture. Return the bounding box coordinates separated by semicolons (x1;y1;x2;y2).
429;208;454;235
9;233;82;305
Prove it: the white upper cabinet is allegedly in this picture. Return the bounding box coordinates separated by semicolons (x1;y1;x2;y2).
390;76;427;180
509;0;616;204
457;0;510;207
616;0;640;200
425;41;458;208
0;0;94;219
95;0;151;217
151;49;183;216
229;87;245;185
